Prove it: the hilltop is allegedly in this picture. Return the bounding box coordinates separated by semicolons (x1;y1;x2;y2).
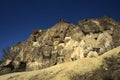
0;16;120;80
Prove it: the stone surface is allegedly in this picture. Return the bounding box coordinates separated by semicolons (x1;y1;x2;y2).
0;17;120;75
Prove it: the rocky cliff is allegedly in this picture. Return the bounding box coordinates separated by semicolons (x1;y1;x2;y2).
0;16;120;75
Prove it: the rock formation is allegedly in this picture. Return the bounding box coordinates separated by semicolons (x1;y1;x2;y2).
0;16;120;75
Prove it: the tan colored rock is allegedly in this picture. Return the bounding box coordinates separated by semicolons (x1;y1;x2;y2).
1;17;120;75
26;61;42;71
87;51;98;58
32;41;40;47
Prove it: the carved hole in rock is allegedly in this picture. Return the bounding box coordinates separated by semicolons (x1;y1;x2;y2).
54;36;60;38
71;58;76;61
94;38;97;40
93;48;100;53
59;40;64;43
82;31;90;35
93;31;101;34
60;31;63;33
33;36;37;42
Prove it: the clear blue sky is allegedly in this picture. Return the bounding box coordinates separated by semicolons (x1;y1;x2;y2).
0;0;120;57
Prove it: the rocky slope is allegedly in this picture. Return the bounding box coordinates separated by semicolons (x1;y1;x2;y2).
0;46;120;80
0;16;120;76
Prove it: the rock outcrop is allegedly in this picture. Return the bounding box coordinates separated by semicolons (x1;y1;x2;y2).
0;46;120;80
0;17;120;75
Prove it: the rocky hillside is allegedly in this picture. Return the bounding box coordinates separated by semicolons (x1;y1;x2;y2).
0;46;120;80
0;16;120;75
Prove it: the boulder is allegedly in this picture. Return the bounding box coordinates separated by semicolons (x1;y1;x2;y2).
26;61;42;71
87;51;98;58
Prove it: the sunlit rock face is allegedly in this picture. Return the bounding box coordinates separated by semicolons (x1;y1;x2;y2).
0;17;120;75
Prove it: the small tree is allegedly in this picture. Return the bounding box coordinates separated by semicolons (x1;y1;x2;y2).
2;46;20;61
2;46;11;60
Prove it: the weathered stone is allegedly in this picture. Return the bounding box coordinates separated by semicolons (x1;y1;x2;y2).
71;40;86;59
87;51;98;58
71;32;84;41
12;61;20;69
1;17;120;75
32;41;40;47
26;61;42;71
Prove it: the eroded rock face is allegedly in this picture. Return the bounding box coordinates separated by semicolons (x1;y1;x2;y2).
0;17;120;74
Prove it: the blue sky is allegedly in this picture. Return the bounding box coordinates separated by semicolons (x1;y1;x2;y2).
0;0;120;58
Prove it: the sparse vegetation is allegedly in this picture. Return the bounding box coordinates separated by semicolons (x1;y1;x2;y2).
70;52;120;80
2;46;11;60
2;46;19;61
